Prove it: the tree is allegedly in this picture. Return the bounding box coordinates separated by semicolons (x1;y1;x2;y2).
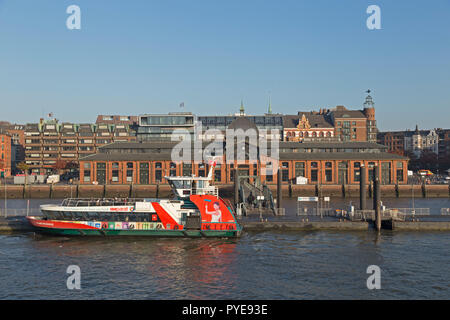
52;160;79;175
16;162;29;174
65;161;78;171
419;150;438;172
405;151;420;171
53;160;68;172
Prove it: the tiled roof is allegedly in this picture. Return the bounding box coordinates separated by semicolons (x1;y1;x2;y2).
331;110;366;118
283;114;333;129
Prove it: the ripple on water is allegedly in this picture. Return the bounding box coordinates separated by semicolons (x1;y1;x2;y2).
0;231;449;299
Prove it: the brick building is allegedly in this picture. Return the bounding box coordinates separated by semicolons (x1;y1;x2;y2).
283;112;335;142
78;140;408;185
95;115;138;125
377;131;406;156
0;132;12;177
0;123;25;172
283;92;378;142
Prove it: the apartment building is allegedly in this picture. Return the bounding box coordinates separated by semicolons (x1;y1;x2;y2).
24;119;136;174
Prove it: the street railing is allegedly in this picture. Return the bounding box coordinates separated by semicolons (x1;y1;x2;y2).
0;208;42;218
386;208;430;216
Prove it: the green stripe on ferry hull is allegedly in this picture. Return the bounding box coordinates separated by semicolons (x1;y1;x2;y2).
33;227;239;238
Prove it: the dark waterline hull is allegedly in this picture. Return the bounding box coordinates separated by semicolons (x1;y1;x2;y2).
31;226;241;238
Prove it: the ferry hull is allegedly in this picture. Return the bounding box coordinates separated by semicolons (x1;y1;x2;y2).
27;217;241;238
31;227;240;237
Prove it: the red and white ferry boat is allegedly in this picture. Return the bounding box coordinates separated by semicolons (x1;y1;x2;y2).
27;162;242;237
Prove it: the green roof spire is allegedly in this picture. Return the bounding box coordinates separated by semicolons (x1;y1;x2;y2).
268;95;272;114
240;99;245;115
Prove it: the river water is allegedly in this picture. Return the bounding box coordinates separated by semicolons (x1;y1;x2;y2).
0;198;449;299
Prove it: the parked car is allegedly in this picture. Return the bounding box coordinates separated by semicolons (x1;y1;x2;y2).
46;174;60;184
418;170;433;176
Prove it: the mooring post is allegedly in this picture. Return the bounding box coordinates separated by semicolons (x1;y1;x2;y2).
277;169;282;210
373;165;381;231
234;168;239;206
360;164;366;210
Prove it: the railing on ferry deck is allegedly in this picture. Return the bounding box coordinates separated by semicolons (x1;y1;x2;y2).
190;187;218;197
60;198;149;207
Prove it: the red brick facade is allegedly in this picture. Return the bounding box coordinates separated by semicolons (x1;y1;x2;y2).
79;158;408;185
0;134;12;177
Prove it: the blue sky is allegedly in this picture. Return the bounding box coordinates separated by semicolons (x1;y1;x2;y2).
0;0;449;131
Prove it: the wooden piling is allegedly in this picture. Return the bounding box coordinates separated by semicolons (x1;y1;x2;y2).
360;165;366;210
373;165;381;232
234;168;239;206
277;170;282;209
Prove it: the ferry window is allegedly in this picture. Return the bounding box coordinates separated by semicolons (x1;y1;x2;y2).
170;162;176;168
182;180;192;189
112;162;119;169
170;180;183;189
84;162;91;169
155;162;162;169
127;162;133;169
